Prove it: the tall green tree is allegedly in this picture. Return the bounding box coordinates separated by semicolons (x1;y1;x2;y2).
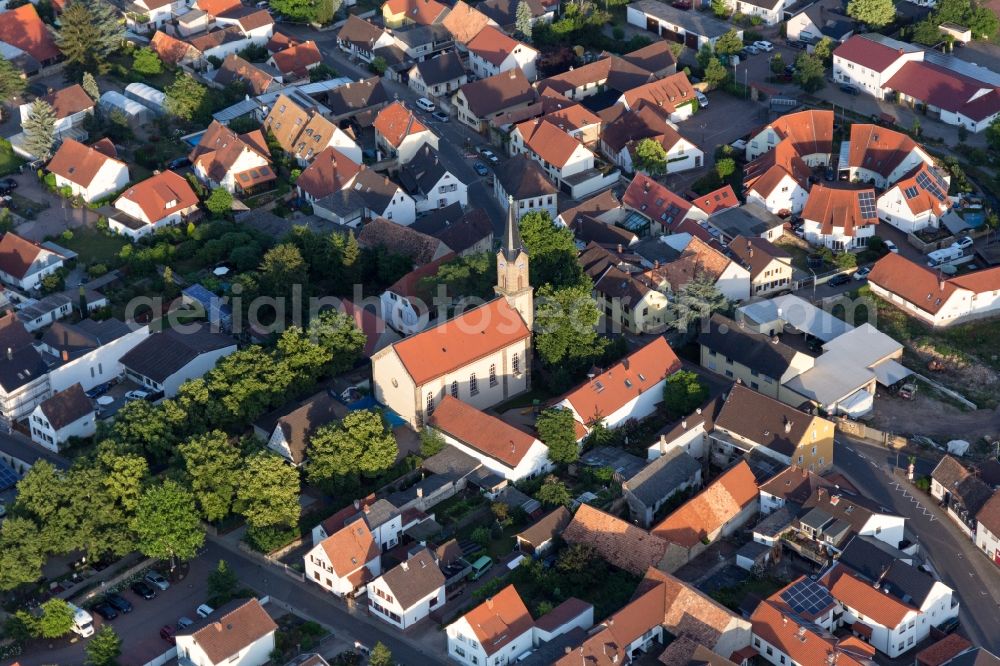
794;52;826;92
308;309;367;376
131;480;205;565
662;370;709;416
38;599;75;638
206;559;240;606
847;0;896;26
307;410;398;484
235;452;300;529
57;3;101;74
519;211;584;288
204;346;294;429
0;517;46;590
633;138;667;176
22;99;56;160
714;30;744;56
419;428;445;457
534;282;606;370
0;56;25;105
370;642;393;666
132;47;162;76
82;72;100;101
515;0;534;38
535;475;572;507
703;57;729;88
205;188;233;216
179;431;240;522
987;116;1000;152
165;73;209;122
82;0;125;65
86;626;122;666
110;398;189;465
535;408;579;464
710;0;728;16
259;243;309;303
314;0;340;23
715;157;736;180
670;272;729;334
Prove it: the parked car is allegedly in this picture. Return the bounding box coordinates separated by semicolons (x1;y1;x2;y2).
784;64;796;76
852;266;872;280
131;581;157;600
473;161;489;177
104;593;132;614
176;616;194;630
955;235;974;249
0;178;17;194
742;45;760;56
92;602;118;621
196;604;214;618
478;147;500;164
160;625;176;644
839;84;860;95
431;110;450;123
125;390;151;402
415;97;436;112
787;39;806;49
695;90;708;107
884;239;899;254
145;571;170;591
86;382;112;399
754;40;774;51
671;0;691;7
828;273;851;287
166;157;191;170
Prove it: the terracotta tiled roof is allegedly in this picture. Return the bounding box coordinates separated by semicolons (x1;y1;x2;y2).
885;60;1000;120
0;233;56;280
758;465;833;504
266;31;299;53
188;25;247;53
47;138;125;188
620;40;677;74
467;25;532;66
601;104;666;153
947;265;1000;293
756;109;834;158
429;396;539;468
751;594;874;666
622;172;693;228
620;72;696;113
115;170;198;225
932;454;971;491
296;147;362;200
915;633;973;666
272;41;321;78
883;162;951;217
359;217;447;266
976;491;1000;537
562;504;667;575
802;183;878;236
441;0;494;43
847;123;923;179
216;54;274;95
821;564;916;628
461;585;534;656
376;548;444;609
179;599;277;665
867;252;956;316
223;6;273;30
743;140;811;199
651;460;757;547
728;235;790;279
383;0;448;24
195;0;241;16
495;154;556;199
514;118;586;169
558;189;620;226
833;34;907;72
652;235;733;293
0;4;60;63
560;337;680;425
715;383;829;458
692;184;738;215
390;297;530;385
189;121;272;184
40;85;94;119
643;567;742;651
539;55;653;96
151;31;197;64
320;519;380;577
374;101;430;148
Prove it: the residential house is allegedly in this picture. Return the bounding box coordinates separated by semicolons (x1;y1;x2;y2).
509;118;616;199
622;172;705;236
295;147;363;203
0;4;61;74
757;464;835;516
311;496;404;552
867;253;1000;327
381;0;448;28
367;548;445;629
125;0;186;33
0;233;65;292
372;210;532;427
305;519;382;597
727;235;794;297
627;0;741;51
494;154;558;221
706;203;784;243
254;391;345;466
267;41;321;82
832;34;923;100
214;54;277;95
786;0;858;44
643;233;751;302
795;486;906;554
623;447;702;527
337;15;395;62
745;108;834;164
398;145;469;213
0;319;50;423
478;0;556;30
374;101;440;164
151;31;201;67
359;216;452;266
531;598;594;647
616;72;699;123
175;598;277;666
189;121;275;194
428;396;551;481
313;168;416;226
975;492;1000;565
47;139;130;203
18;293;73;333
326;76;389;125
563;503;672;575
263;93;362;166
579;243;672;333
453;69;538;133
19;85;94;137
600;104;703;175
440;1;495;46
389;23;454;62
41;318;151;393
556;336;681;432
410;205;494;257
109;170;200;240
536;53;654;103
929;456;993;536
446;584;534;666
876;162;952;233
721;0;788;24
213;6;275;42
620;40;678;78
743;141;811;215
28;383;94;452
515;506;571;556
375;253;454;335
841;123;934;189
467;26;538;81
119;325;236;398
801;183;879;250
408;52;468;98
651;460;759;571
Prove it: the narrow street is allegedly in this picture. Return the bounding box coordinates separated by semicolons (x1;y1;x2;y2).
834;436;1000;653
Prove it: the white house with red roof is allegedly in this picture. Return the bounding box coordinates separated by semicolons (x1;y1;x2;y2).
466;26;539;81
125;0;187;33
47;139;130;203
832;34;923;99
801;183;879;250
868;253;1000;327
175;598;277;666
110;170;200;240
842;124;934;189
374;101;440;164
876;163;952;232
19;85;94;137
622;173;705;236
447;585;535;666
304;519;382;597
429;396;550;480
509;118;605;195
0;233;65;292
743;140;811;215
189;121;274;194
745;109;833;165
555;336;681;434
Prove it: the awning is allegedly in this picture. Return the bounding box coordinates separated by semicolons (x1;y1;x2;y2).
871;358;913;386
836;389;874;417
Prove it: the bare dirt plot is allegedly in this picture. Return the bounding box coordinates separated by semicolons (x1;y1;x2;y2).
868;391;1000;446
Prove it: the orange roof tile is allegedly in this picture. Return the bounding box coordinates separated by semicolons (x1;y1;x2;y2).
271;41;321;78
0;4;60;63
374;101;430;148
643;568;742;649
47;138;125;188
0;233;57;280
821;564;916;628
847;124;923;179
467;25;532;66
320;519;380;577
441;0;493;43
40;85;94;119
115;170;198;224
651;460;757;547
801;183;878;236
560;337;680;425
562;504;668;575
513;118;586;169
691;185;738;215
151;31;196;64
756;109;834;158
296;147;362;200
620;72;696;114
885;162;951;217
867;252;956;315
751;597;874;666
622;173;693;229
648;236;733;293
182;599;277;665
429;396;539;468
743;139;811;199
915;633;973;666
196;0;241;16
383;0;448;23
461;585;534;656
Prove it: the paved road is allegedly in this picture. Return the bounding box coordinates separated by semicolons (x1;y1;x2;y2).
834;435;1000;653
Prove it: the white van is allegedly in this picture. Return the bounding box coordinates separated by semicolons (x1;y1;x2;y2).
416;97;436;112
68;603;95;637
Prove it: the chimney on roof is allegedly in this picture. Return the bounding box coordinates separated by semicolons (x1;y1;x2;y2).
354;499;360;509
785;419;792;434
213;621;223;632
771;335;779;344
565;647;573;655
696;407;702;414
487;597;494;608
659;435;667;454
617;243;623;253
401;561;409;571
61;349;69;362
654;259;660;268
363;504;370;513
417;486;424;498
940;278;945;291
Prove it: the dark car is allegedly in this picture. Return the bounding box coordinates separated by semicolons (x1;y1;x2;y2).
670;0;691;7
824;166;835;181
159;625;176;644
473;161;489;177
85;382;112;399
0;178;17;193
104;593;132;614
828;274;851;287
131;581;157;600
92;602;118;621
839;84;860;96
167;157;192;170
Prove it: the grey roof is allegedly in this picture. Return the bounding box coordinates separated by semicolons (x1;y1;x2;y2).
782;359;875;406
580;446;647;480
0;319;47;392
698;314;801;380
798;2;856;40
377;548;445;609
348;498;400;529
255;391;345;464
737;294;854;343
0;431;69;469
326;77;388;118
38;383;94;430
945;649;1000;666
629;0;735;38
119;325;234;383
799;506;832;530
623;448;701;507
838;535;934;607
412;51;466;86
819;323;902;366
17;293;73;324
41;318;132;361
707;203;783;240
736;540;771;561
351;169;403;215
315;188;367;220
754;506;795;536
410;204;493;255
397;145;457;197
495;154;557;199
422;444;482;476
516;506;571;547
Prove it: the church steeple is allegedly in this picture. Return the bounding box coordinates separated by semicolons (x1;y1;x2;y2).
496;196;532;330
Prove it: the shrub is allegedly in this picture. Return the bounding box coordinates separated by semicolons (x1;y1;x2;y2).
244;525;298;553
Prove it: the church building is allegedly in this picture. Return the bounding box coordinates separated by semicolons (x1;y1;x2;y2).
371;201;534;428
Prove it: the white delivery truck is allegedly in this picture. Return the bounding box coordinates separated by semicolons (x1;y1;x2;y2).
68;602;95;637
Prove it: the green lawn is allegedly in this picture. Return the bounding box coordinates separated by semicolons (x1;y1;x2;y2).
60;227;128;265
709;576;787;611
0;138;25;177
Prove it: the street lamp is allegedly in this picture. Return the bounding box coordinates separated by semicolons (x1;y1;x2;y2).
808;265;817;301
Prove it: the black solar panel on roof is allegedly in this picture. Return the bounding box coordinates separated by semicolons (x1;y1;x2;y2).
903;185;919;199
0;461;20;491
857;191;877;220
780;578;834;617
916;170;947;203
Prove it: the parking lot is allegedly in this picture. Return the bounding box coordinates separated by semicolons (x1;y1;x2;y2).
16;559;214;666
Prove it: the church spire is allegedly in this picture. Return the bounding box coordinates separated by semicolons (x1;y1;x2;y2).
502;195;525;261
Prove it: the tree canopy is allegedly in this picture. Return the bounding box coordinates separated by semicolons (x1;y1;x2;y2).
0;56;25;105
662;370;709;416
236;452;301;529
534;283;606;384
535;475;572;506
307;410;398;485
634;138;667;176
22;99;56;160
535;408;579;464
794;52;826;92
179;431;240;522
165;74;209;123
131;480;205;564
714;30;744;56
846;0;896;26
519;211;585;289
86;626;122;666
132;47;162;75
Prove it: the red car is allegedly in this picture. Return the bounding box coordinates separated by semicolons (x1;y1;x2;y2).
159;625;176;644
